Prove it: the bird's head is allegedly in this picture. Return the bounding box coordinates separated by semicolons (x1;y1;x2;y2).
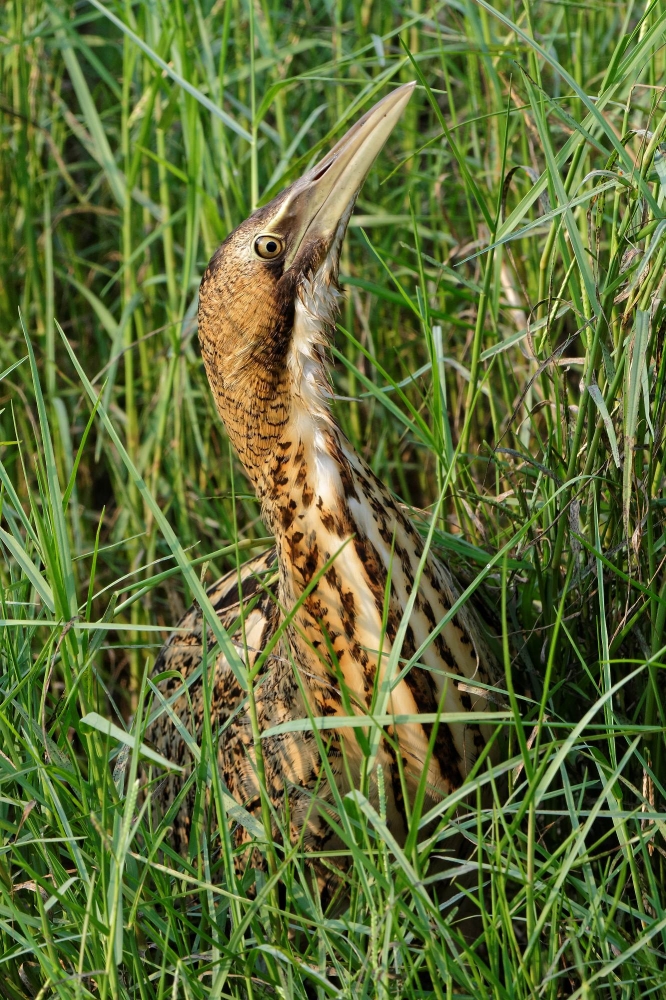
198;83;414;482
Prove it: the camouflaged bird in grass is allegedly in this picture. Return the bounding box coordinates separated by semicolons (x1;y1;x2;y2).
147;84;501;889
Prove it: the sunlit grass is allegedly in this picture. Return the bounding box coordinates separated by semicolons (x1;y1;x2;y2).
1;0;665;996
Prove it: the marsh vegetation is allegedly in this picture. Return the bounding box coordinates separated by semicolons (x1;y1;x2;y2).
1;1;666;996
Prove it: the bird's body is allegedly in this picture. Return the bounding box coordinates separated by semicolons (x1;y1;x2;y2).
149;85;499;880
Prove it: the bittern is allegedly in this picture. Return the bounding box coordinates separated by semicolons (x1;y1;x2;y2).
149;84;498;885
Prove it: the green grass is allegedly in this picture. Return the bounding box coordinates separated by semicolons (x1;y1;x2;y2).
1;0;666;995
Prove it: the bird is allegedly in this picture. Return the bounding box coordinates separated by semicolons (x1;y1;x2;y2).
147;83;499;891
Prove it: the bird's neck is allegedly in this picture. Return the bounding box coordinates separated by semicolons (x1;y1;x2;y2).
201;267;341;495
254;409;496;805
258;410;361;536
225;360;495;806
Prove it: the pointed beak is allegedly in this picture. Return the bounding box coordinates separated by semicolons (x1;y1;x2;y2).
270;83;415;269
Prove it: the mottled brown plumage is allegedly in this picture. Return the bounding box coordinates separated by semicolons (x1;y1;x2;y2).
148;85;499;885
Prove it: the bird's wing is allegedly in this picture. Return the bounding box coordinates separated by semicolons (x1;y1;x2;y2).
146;546;279;851
151;545;279;680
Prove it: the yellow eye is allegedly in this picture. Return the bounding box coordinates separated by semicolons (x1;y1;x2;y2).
254;234;284;260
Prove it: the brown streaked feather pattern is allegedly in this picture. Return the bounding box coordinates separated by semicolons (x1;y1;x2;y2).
148;547;279;852
147;86;500;888
148;421;499;870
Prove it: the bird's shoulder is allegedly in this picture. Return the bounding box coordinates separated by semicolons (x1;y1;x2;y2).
152;546;279;681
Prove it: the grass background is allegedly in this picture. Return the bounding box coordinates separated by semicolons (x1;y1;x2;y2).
1;0;666;996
